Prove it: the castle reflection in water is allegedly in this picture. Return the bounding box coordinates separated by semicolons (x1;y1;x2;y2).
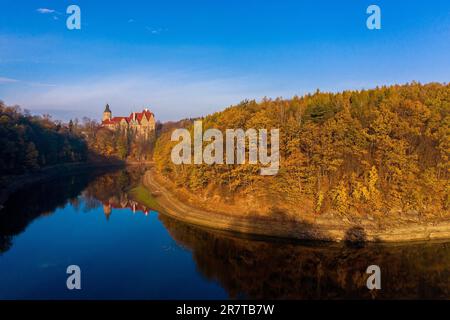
83;165;154;219
102;200;151;219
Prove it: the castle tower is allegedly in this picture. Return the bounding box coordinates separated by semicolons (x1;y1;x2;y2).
103;104;112;121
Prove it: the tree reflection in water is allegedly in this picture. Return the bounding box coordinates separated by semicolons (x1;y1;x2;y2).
1;167;448;299
0;166;149;254
0;170;105;253
159;214;450;299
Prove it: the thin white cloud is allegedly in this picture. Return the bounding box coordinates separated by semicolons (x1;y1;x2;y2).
37;8;55;14
28;81;57;87
128;19;135;23
145;27;165;35
0;76;56;87
1;72;288;122
0;77;19;84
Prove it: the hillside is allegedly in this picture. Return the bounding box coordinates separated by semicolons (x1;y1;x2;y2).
153;83;449;223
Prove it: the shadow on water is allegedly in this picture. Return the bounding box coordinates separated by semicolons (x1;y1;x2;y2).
0;173;95;253
0;167;119;253
159;214;450;299
344;226;367;248
0;166;150;254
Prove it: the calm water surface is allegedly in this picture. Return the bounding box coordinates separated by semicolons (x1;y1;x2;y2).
0;167;448;299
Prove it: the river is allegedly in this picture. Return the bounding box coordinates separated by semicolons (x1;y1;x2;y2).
0;167;448;299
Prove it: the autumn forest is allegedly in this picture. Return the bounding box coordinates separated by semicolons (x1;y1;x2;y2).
154;82;449;219
1;82;449;221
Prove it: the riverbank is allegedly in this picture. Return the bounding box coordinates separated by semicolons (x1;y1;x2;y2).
143;169;450;243
0;160;126;209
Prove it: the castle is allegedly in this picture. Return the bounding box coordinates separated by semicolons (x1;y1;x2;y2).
101;104;156;138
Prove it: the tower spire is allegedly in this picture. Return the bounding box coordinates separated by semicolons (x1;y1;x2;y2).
103;104;112;121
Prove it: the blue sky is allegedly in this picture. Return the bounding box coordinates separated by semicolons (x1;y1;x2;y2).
0;0;449;122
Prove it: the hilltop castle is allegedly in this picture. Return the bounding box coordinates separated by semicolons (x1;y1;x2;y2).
101;104;156;138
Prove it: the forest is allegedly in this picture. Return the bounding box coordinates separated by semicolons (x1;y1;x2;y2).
0;102;88;176
0;101;157;181
153;82;450;218
2;82;449;218
81;122;157;161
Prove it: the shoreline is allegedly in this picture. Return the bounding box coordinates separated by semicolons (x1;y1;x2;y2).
143;169;450;243
2;163;448;243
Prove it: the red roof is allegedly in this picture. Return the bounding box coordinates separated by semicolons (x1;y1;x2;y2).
102;109;154;125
